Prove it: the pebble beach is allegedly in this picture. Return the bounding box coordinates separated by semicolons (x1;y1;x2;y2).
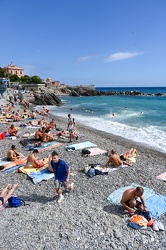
0;97;165;250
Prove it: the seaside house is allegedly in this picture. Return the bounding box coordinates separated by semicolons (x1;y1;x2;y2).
5;63;24;78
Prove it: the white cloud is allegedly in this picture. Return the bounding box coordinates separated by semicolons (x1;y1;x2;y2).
105;51;144;62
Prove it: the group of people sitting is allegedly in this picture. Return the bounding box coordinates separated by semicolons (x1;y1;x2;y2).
0;105;39;123
104;148;139;168
1;144;147;211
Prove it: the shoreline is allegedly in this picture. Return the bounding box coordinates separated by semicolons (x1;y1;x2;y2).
0;98;165;249
48;110;166;156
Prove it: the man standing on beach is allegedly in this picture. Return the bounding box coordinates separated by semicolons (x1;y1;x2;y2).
104;149;132;168
120;186;147;215
67;114;78;143
50;151;73;203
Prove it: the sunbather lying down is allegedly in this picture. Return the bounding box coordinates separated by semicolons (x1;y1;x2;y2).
120;148;139;161
0;158;27;172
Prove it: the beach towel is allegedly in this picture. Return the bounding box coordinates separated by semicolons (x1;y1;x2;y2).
2;164;26;174
26;126;41;129
0;131;6;140
22;132;35;138
146;194;166;219
34;141;62;152
0;157;12;165
86;147;107;156
156;172;166;181
28;168;54;184
66;141;97;150
18;163;48;175
107;183;166;219
127;157;136;163
107;183;156;205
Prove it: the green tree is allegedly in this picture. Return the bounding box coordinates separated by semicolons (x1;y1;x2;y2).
9;74;20;82
0;67;6;77
31;75;42;84
20;75;31;84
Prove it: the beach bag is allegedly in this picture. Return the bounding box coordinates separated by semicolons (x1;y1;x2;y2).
84;165;91;173
8;196;28;207
20;139;29;147
82;148;91;156
88;167;95;177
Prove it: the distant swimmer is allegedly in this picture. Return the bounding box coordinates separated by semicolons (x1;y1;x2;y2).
140;112;144;114
112;112;118;117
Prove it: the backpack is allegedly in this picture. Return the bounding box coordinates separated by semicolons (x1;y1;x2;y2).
82;148;91;156
8;196;29;207
20;139;30;147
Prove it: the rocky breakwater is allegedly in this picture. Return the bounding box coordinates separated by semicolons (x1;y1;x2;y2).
66;86;166;97
33;92;63;106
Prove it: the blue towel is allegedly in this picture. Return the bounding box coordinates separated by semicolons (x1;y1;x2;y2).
28;168;54;184
146;194;166;219
107;183;156;205
2;164;26;174
107;183;166;219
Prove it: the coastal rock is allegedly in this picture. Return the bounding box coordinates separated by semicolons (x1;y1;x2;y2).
33;93;63;106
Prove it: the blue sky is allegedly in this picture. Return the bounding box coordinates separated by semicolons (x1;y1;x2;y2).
1;0;166;87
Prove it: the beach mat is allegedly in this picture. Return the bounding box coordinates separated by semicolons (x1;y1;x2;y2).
66;141;97;150
26;126;41;129
87;147;107;156
0;157;12;165
2;164;26;174
127;157;136;163
22;132;35;138
28;168;54;184
156;172;166;181
19;163;48;175
146;194;166;219
34;141;62;152
107;183;156;205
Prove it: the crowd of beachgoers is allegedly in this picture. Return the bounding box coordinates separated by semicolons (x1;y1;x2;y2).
0;91;165;250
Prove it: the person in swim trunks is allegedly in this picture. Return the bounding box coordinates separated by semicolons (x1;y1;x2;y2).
0;184;18;205
104;149;132;169
26;149;45;168
7;145;21;161
120;186;148;215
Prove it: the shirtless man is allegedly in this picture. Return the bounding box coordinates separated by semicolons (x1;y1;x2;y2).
0;184;18;206
26;149;45;168
41;128;56;142
30;111;37;119
120;186;147;215
35;128;43;141
7;145;21;161
8;124;18;136
39;117;47;127
104;149;132;168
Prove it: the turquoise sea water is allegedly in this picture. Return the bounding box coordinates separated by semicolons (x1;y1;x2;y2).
39;87;166;153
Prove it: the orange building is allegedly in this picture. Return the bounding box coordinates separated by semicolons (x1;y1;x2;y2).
5;63;24;78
